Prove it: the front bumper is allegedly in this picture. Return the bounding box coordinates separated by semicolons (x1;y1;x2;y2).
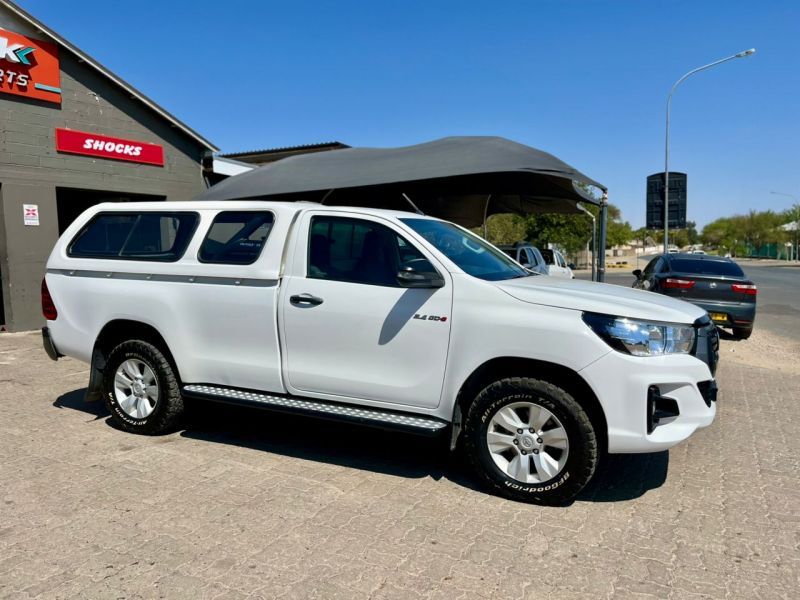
580;352;716;453
42;327;61;361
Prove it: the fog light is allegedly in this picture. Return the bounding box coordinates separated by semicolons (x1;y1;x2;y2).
647;386;680;434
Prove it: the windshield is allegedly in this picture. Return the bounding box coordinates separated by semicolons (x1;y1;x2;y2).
401;218;530;281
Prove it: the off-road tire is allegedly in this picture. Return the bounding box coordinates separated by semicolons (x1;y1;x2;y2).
463;377;598;505
103;340;183;434
732;327;753;340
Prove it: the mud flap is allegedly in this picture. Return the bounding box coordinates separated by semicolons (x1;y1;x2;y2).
84;347;106;402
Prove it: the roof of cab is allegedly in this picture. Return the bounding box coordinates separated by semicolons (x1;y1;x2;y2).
665;253;732;262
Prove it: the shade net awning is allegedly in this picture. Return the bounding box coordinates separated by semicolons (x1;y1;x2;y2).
195;136;605;228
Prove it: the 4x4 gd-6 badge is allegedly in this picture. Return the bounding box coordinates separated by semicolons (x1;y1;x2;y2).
413;314;448;322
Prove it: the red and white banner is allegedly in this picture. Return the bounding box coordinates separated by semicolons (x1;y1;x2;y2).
0;30;61;104
55;128;165;167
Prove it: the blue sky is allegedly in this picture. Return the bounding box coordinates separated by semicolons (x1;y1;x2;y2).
18;0;800;228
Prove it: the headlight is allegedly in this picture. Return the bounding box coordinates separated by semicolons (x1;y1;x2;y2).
582;313;695;356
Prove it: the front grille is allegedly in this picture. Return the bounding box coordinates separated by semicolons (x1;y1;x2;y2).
692;316;719;377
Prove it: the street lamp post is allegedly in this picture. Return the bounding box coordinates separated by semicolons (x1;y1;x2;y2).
770;191;800;261
577;203;597;281
663;48;756;254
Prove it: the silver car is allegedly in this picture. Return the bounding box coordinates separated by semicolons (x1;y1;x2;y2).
498;243;549;275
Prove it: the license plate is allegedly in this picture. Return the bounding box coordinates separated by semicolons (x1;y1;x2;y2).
709;312;727;322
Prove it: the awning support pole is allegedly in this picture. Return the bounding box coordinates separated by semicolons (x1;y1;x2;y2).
597;191;608;282
320;189;336;204
401;193;425;215
591;213;597;282
482;195;492;239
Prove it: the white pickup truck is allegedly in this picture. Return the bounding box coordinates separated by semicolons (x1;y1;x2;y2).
42;201;719;505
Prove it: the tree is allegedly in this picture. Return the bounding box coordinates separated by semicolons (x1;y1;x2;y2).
686;221;700;246
474;201;635;258
701;209;788;257
521;202;632;256
476;214;527;245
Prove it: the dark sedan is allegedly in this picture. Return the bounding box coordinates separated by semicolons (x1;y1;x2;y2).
633;254;757;339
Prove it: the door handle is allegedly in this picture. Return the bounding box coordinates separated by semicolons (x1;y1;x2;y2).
290;293;324;306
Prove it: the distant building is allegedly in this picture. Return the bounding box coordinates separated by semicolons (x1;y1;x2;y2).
221;142;350;166
202;142;351;186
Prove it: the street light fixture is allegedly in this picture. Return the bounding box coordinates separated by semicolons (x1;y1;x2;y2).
663;48;756;254
770;191;800;261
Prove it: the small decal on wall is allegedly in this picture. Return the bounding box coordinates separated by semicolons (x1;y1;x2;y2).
23;204;39;226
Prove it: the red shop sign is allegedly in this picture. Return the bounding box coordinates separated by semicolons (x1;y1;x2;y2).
55;128;165;166
0;29;61;104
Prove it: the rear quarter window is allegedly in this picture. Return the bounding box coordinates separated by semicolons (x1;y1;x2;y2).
670;258;744;277
198;211;274;265
68;212;199;261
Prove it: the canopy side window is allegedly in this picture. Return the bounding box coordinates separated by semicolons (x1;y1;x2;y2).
198;211;274;265
68;212;198;262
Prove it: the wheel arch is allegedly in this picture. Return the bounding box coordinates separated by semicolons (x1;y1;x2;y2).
454;357;608;454
86;319;181;401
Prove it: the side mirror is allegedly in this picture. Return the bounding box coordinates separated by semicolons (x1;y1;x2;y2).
632;269;643;279
396;259;445;288
568;263;576;270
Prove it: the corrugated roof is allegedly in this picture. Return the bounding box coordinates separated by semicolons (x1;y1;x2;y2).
221;142;350;158
0;0;218;151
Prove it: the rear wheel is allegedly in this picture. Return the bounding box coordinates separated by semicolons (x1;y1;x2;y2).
103;340;183;434
733;326;753;340
463;377;598;505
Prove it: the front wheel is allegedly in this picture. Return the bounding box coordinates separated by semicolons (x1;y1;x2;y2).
102;340;183;434
463;377;598;505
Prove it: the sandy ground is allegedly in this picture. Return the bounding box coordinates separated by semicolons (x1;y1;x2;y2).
718;328;800;375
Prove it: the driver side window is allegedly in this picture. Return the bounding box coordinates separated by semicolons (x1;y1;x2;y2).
643;257;659;277
308;216;426;287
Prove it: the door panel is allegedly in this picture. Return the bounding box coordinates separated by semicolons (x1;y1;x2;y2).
281;213;452;408
174;210;282;391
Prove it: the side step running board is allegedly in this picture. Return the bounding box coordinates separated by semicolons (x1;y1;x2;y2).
182;384;448;436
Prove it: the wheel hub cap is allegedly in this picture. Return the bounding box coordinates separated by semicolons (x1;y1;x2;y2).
114;359;158;419
486;401;569;484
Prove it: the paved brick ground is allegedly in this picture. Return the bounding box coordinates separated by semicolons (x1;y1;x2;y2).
1;331;798;599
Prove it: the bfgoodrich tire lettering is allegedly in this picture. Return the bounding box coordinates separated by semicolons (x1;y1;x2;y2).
463;377;598;505
103;340;183;435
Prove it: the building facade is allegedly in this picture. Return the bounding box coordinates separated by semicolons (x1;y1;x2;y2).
0;1;217;331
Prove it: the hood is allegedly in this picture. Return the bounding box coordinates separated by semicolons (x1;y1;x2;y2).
496;276;706;324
